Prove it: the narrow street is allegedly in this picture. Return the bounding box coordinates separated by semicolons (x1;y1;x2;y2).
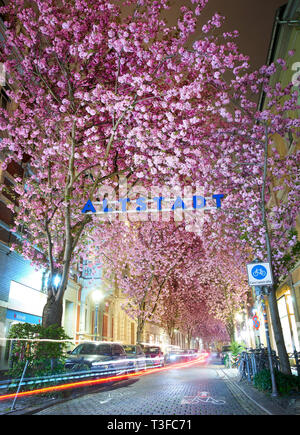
35;358;268;416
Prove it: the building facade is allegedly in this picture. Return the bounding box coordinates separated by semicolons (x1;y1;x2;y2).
75;266;173;352
255;0;300;357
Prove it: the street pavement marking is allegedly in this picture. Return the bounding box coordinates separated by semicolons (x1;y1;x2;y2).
99;393;112;404
181;391;225;405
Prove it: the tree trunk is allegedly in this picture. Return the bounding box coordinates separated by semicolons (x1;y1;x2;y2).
268;288;291;374
136;317;144;343
42;293;63;328
171;335;175;345
226;318;235;342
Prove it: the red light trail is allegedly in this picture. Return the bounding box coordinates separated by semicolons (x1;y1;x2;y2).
0;354;208;402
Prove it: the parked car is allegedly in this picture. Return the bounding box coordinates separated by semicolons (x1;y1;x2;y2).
65;342;129;375
220;345;231;364
186;349;199;360
141;345;164;367
123;344;146;372
165;349;187;364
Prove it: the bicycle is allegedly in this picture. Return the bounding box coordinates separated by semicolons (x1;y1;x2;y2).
237;351;249;381
237;347;281;383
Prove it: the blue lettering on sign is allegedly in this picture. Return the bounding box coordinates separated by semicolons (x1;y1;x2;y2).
81;199;96;214
81;194;225;214
171;197;186;210
119;198;130;212
153;197;164;211
136;197;147;212
212;194;224;208
251;265;267;280
103;199;113;213
193;195;206;209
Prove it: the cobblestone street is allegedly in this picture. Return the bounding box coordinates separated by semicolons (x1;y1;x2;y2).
34;360;282;416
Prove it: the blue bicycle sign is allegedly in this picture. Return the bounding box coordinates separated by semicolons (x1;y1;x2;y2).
251;265;267;280
247;262;273;287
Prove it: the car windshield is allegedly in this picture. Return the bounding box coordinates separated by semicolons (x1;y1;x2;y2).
124;345;136;353
72;343;111;356
222;346;231;352
144;347;160;354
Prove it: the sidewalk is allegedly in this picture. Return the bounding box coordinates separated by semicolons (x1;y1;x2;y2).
220;366;300;415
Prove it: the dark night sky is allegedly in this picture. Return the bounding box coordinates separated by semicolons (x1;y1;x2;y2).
164;0;287;71
196;0;286;70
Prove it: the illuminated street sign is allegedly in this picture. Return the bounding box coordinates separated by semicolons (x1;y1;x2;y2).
246;262;273;287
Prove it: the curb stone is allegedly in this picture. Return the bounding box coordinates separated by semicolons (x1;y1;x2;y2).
220;367;300;415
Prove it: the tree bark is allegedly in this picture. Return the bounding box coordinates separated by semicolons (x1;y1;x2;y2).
226;318;235;342
187;334;191;349
268;287;291;374
42;293;63;328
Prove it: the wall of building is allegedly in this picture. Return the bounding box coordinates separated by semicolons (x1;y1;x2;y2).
0;240;46;369
259;0;300;354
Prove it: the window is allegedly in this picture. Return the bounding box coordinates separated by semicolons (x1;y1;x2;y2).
78;343;97;355
144;346;160;354
102;314;108;337
136;345;143;354
0;0;5;22
112;344;125;355
277;290;300;353
0;87;9;110
6;161;24;179
2;176;17;203
131;322;135;344
0;200;14;226
96;344;112;356
111;316;114;339
71;344;84;355
123;345;135;353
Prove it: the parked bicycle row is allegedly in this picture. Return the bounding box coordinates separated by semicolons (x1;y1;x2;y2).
221;344;300;382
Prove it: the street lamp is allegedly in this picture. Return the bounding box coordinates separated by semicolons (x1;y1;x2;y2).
92;290;103;341
53;274;61;288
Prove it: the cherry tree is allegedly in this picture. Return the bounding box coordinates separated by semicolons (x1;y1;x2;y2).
159;277;183;345
100;220;205;342
201;257;249;342
176;295;229;349
158;274;229;348
199;61;300;374
0;0;241;326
